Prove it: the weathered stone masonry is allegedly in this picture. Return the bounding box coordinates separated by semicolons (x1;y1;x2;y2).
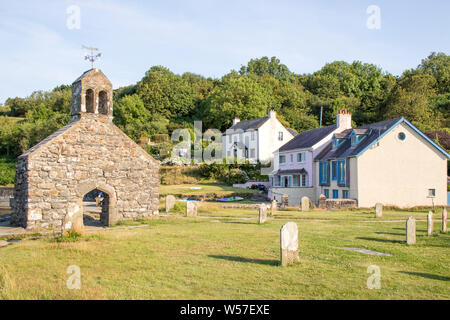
11;69;160;230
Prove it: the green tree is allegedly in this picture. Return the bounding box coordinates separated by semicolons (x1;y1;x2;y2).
202;74;274;130
239;56;293;81
383;75;437;130
136;66;196;119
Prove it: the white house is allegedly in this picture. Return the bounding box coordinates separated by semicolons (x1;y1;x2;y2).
222;110;296;164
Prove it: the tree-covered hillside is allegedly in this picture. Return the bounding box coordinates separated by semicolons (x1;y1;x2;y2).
0;52;449;163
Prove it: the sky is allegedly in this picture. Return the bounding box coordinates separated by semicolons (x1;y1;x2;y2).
0;0;449;103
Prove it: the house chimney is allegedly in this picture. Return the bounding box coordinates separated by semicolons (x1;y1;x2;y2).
336;109;352;129
232;117;240;125
268;110;277;119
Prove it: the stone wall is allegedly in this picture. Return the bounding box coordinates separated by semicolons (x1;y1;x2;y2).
11;113;159;230
318;198;357;210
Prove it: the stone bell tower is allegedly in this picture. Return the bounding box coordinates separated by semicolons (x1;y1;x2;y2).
11;69;160;231
70;68;113;121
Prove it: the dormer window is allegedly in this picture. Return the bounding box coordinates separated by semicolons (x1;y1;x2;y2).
333;136;344;148
351;132;366;146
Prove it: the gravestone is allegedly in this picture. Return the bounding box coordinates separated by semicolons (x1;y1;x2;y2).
258;204;267;224
271;200;277;215
281;194;289;209
186;201;197;217
442;207;447;233
406;216;416;245
427;211;433;236
375;203;383;218
280;222;299;266
165;195;176;213
62;203;84;234
300;197;310;212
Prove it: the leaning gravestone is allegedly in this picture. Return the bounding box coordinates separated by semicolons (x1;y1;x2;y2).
300;197;310;212
280;222;299;266
281;194;289;209
442;208;447;233
406;216;416;245
258;204;267;224
427;211;433;236
165;195;176;213
186;201;197;217
375;203;383;218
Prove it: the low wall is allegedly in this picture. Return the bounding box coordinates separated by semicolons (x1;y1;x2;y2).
318;198;357;210
0;187;14;207
217;203;269;209
270;187;315;207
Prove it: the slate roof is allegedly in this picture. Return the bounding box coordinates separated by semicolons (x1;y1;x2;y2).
272;168;308;175
228;117;269;131
315;118;403;161
278;125;337;152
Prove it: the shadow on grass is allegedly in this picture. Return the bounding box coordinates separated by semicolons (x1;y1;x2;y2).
399;271;450;281
208;255;279;266
356;237;404;244
374;232;404;236
222;221;255;225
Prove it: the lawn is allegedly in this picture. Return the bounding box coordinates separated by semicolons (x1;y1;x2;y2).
0;208;448;300
159;183;259;198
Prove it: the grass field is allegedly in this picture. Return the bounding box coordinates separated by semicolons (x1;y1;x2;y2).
159;183;259;198
0;206;448;300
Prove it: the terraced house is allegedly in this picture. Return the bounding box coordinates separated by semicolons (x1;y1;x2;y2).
269;110;352;206
315;117;450;208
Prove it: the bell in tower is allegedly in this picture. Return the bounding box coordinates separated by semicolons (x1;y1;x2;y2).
70;68;113;120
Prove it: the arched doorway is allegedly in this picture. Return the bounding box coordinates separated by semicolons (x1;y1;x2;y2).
82;189;110;227
77;182;117;227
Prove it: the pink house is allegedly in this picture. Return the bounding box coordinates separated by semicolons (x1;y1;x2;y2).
269;110;352;206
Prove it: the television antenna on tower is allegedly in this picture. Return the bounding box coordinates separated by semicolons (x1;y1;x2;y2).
82;45;102;68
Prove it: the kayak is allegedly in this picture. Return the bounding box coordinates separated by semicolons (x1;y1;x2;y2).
217;196;244;202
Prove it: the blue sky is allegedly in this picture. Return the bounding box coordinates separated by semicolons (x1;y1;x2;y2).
0;0;449;103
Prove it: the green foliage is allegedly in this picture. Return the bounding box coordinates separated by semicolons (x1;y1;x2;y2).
0;156;16;185
239;56;294;81
203;74;274;130
56;230;82;243
136;66;197;119
0;52;449;168
225;169;249;184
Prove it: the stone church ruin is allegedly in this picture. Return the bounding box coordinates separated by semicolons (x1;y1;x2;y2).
11;69;160;231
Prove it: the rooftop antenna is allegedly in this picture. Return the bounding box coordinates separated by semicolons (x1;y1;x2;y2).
82;45;102;69
319;106;323;128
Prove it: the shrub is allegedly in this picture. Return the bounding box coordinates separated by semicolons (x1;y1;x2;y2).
225;169;249;184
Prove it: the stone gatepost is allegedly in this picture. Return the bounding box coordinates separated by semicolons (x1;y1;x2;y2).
258;204;267;224
406;216;416;245
166;195;176;213
427;211;433;236
318;194;326;209
442;208;447;233
271;200;277;215
300;197;310;212
280;222;299;266
186;201;197;217
375;203;383;218
281;194;289;210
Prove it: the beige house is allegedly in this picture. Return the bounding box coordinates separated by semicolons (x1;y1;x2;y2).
315;117;449;208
